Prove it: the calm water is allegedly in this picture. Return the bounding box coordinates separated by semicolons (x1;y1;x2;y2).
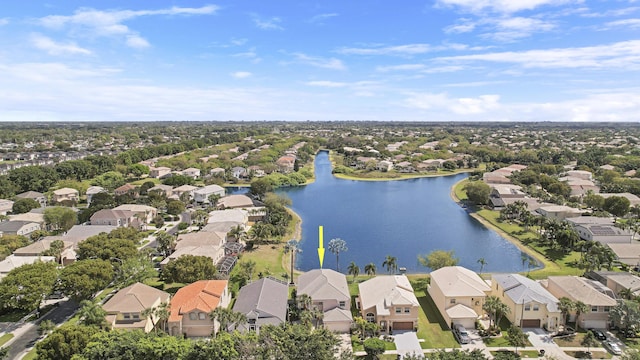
278;151;534;274
233;151;534;273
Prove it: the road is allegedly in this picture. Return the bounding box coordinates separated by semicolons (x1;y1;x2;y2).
6;300;78;360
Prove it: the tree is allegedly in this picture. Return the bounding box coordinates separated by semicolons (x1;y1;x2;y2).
327;238;348;272
77;299;108;329
92;171;125;190
38;319;56;336
127;163;150;177
347;261;360;283
8;165;58;193
364;263;376;276
142;302;171;334
477;258;487;274
418;250;459;270
505;325;527;355
41;239;65;264
0;261;58;312
284;239;301;285
250;178;273;200
76;329;193;360
574;301;588;323
35;325;100;360
43;206;77;232
382;255;397;274
464;181;490;205
156;231;176;257
167;199;186;215
610;299;640;332
76;234;139;263
581;330;598;355
12;198;40;214
483;296;510;330
57;259;114;302
114;255;157;288
161;255;217;284
363;337;386;359
604;195;631;217
558;297;575;325
583;192;605;210
209;307;247;336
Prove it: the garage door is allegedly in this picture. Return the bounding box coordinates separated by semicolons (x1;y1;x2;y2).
452;319;476;329
393;322;414;331
521;319;541;328
582;320;607;329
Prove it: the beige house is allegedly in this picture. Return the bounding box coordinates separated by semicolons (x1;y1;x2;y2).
181;167;201;179
168;280;231;337
428;266;491;329
149;166;172;179
90;209;137;227
357;275;419;332
171;185;199;200
544;276;617;329
491;274;561;330
52;187;79;203
218;195;254;209
0;199;13;215
536;205;584;221
297;269;353;333
113;204;158;224
103;282;170;333
160;231;227;268
15;191;47;208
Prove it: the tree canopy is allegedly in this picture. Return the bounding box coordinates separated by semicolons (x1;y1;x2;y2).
0;261;58;311
57;259;114;301
161;255;217;284
418;250;459;270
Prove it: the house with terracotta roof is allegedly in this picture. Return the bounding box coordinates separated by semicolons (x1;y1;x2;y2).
297;269;353;333
357;275;419;333
428;266;491;329
544;276;617;329
276;155;296;173
168;280;231;337
232;277;288;333
491;274;561;330
103;282;170;333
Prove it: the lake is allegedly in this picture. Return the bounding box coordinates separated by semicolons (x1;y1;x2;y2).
272;151;535;274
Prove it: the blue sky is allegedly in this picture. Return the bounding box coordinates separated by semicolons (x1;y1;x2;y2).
0;1;639;122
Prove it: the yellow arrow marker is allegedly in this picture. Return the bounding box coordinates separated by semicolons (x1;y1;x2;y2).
318;225;325;268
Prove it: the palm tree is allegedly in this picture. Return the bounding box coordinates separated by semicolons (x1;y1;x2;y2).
364;263;376;276
209;307;247;337
574;300;588;324
619;287;634;301
477;258;487;275
328;238;348;272
382;255;398;274
284;239;302;285
558;297;575;325
347;261;360;283
483;296;500;329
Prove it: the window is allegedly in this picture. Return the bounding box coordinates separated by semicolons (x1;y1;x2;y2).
249;325;256;332
366;313;375;323
132;313;140;319
404;307;411;313
533;305;539;311
604;306;610;312
450;299;456;304
123;313;131;320
524;304;531;311
395;307;402;314
189;313;197;320
339;301;346;308
591;306;598;312
199;312;206;320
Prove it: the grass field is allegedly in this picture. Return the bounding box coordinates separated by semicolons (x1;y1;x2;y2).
415;290;459;349
0;333;14;347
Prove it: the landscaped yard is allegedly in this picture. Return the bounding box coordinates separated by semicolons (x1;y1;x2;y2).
564;350;612;359
415;290;459;349
490;350;540;358
0;333;14;347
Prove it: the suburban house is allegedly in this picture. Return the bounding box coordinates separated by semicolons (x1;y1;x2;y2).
377;160;393;172
52;187;79;203
160;231;227;268
0;220;41;237
0;199;14;215
114;183;137;197
113;204;158;224
428;266;491;329
0;255;56;279
210;168;225;177
193;185;225;204
566;217;633;243
544;276;617;329
589;272;640;298
231;167;247;179
15;191;47;208
489;185;526;208
297;269;353;333
13;238;74;258
276;155;296;173
148;184;174;197
102;282;171;333
149;166;172;179
85;186;106;206
232;277;288;333
60;224;118;247
606;243;640;267
181;167;201;179
9;211;46;229
357;275;420;332
491;274;561;330
217;195;255;209
566;170;593;181
171;185;198;200
168;280;231;337
90;209;137;228
535;205;584;221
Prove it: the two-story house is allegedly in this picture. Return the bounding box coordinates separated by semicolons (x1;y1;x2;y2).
297;269;353;333
52;187;79;203
102;282;171;333
232;277;288;333
90;209;137;227
357;275;419;332
168;280;231;337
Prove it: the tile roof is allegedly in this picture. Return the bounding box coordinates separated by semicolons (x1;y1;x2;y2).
493;274;559;312
169;280;228;322
233;278;288;324
359;275;418;314
297;269;350;301
430;266;490;297
103;282;170;313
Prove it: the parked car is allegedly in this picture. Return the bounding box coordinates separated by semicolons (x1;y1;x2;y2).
588;328;607;341
603;340;622;355
453;324;471;344
554;326;576;337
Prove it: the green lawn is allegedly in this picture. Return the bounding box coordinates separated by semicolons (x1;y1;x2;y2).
22;349;37;360
415;290;459;349
490;350;540;358
564;350;611;359
351;336;396;352
0;333;14;347
483;332;532;347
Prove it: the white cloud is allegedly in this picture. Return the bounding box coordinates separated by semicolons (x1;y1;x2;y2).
444;21;476;33
0;18;9;26
376;64;427;72
435;0;577;14
30;34;92;55
37;5;218;48
306;81;348;87
483;16;556;41
436;40;640;69
404;92;501;114
602;18;640;30
231;71;252;79
251;14;283;30
337;44;432;56
308;13;338;23
291;53;346;70
581;6;640;18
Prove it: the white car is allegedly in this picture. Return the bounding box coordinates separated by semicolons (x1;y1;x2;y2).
603;340;622;355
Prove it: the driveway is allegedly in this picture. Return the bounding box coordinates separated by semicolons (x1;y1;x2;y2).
394;331;422;359
525;328;573;360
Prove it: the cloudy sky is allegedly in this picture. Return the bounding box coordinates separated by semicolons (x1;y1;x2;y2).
1;1;639;122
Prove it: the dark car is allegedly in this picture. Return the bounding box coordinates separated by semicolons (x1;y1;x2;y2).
588;328;606;340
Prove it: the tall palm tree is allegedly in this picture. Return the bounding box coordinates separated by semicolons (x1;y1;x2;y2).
619;287;634;300
364;263;376;276
558;297;575;325
209;307;247;337
328;238;348;272
284;239;302;285
347;261;360;283
477;258;487;275
382;255;397;274
574;301;588;324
